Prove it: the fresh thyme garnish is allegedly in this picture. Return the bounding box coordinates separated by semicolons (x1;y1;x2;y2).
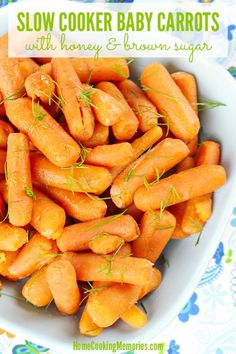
78;88;96;108
195;228;203;246
31;98;46;123
193;99;226;112
85;209;127;232
80;281;109;305
159;187;181;219
0;88;26;105
98;241;125;277
139;302;148;314
24;186;36;199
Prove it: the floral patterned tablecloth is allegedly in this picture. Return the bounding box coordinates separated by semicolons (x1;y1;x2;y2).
0;1;236;353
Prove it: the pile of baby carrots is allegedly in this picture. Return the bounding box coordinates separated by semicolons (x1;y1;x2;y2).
0;32;226;337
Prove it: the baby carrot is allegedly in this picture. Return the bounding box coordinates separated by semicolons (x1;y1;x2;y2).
0;180;7;202
134;165;226;211
25;72;55;104
46;259;81;315
0;150;6;174
52;58;94;141
0;223;28;251
8;233;58;279
132;210;176;263
169;203;190;239
139;268;162;299
31;188;66;240
124;203;143;223
6;98;81;168
176;156;195;173
196;141;221;166
187;135;198;156
88;234;124;255
171;71;198;115
121;305;147;329
22;266;53;307
19;58;39;79
64;252;153;286
0;194;6;221
0;250;19;280
0;120;14;149
83;122;109;148
57;214;139;252
7;133;33;226
117;79;159;132
79;304;104;336
87;282;141;327
71;58;129;83
85;143;134;167
96;82;138;141
114;242;132;257
140;63;200;142
38;62;52;76
34;183;107;222
0;49;24;99
111;138;189;208
31;154;112;195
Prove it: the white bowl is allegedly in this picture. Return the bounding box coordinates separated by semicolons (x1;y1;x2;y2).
1;4;236;354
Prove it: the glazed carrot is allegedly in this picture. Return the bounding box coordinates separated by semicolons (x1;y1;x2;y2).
6;97;81;167
30;189;66;240
64;252;153;285
196;141;221;166
114;242;132;257
117;79;159;132
124;203;143;223
110;126;163;180
0;120;14;148
132;210;176;263
34;183;107;222
71;58;129;83
7;133;33;226
87;282;141;327
8;233;58;279
139;268;162;299
88;234;124;255
31;154;112;195
83;122;109;148
121;305;147;329
79;304;104;336
38;62;52;76
19;58;39;79
25;72;55;104
22;266;53;307
169;203;189;239
134;165;226;211
46;259;81;315
0;49;24;99
0;223;28;251
140;63;200;142
96;82;138;141
171;72;198;115
52;58;95;141
176;156;195;173
111;138;189;208
85;143;134;167
0;250;19;280
57;214;139;252
187;135;198;157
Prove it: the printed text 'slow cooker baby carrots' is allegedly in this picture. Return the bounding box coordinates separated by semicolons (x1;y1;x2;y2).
111;138;189;208
57;214;140;252
117;79;159;132
134;165;226;211
7;133;33;226
6;97;81;167
140;63;200;142
96;82;139;141
25;72;56;104
52;58;95;141
0;223;28;251
31;154;112;195
46;259;81;315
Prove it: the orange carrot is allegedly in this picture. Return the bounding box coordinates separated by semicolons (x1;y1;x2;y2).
22;266;53;307
132;210;176;263
169;203;189;239
187;135;198;157
176;156;195;173
96;82;138;141
0;150;6;174
134;165;226;211
196;141;221;166
31;154;112;195
0;94;6;118
0;250;19;280
124;203;143;223
7;133;33;226
25;72;55;104
114;242;132;257
117;79;159;132
64;252;153;286
139;268;162;299
57;214;139;252
0;194;6;221
140;63;200;142
111;138;189;208
83;122;109;148
38;62;52;76
171;71;198;115
6;97;81;167
121;305;148;329
0;223;28;251
19;58;39;79
87;282;141;327
79;304;103;336
46;258;81;315
52;58;94;141
0;180;7;202
0;120;14;148
85;143;134;167
8;233;58;279
88;234;124;255
34;183;107;222
0;49;24;99
71;58;129;83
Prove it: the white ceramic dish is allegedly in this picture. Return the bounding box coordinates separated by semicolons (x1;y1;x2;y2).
1;4;236;354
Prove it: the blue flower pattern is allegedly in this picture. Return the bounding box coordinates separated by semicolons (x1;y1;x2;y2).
178;292;199;322
168;340;181;354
